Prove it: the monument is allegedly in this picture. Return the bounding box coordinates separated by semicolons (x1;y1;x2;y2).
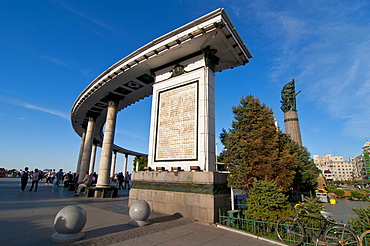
129;9;252;223
281;78;302;146
71;8;252;223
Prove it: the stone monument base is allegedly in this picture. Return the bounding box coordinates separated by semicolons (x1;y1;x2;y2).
128;171;230;224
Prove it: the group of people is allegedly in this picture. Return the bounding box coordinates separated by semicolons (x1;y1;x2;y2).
20;167;43;192
19;166;131;195
117;171;131;190
19;167;72;192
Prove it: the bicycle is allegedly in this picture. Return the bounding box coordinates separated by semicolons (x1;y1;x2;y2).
276;205;360;246
360;230;370;246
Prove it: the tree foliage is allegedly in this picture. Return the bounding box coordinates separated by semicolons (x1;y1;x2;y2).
219;95;297;191
244;179;293;222
349;203;370;234
219;94;319;192
132;156;148;171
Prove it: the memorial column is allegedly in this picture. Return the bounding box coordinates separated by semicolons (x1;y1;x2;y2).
78;117;95;182
96;101;118;188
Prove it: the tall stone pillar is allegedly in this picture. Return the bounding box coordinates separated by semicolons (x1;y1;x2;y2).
111;151;117;177
123;153;128;176
78;117;95;182
281;79;302;147
76;130;86;174
89;144;97;174
284;110;302;146
96;101;118;188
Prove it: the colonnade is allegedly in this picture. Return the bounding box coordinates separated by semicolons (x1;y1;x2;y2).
75;100;141;187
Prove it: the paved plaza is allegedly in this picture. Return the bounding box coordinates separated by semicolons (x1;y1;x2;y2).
0;178;284;246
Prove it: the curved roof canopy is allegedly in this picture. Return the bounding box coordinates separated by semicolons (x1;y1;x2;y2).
71;8;252;156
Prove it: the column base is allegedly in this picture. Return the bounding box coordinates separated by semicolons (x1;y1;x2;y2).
85;186;118;198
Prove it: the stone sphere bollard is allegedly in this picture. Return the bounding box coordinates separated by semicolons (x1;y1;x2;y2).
128;200;151;227
51;205;87;242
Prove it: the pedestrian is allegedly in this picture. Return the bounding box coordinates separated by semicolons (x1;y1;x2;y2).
125;171;131;190
117;172;124;190
29;168;41;192
51;169;56;184
74;172;92;196
54;169;63;187
20;167;29;192
45;170;53;185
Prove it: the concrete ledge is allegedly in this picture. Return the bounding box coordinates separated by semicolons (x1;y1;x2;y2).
129;171;231;223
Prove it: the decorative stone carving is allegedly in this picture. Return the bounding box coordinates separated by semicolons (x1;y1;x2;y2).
170;63;187;78
203;46;219;72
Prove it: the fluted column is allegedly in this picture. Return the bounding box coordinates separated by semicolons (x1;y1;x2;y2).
89;144;97;174
78;117;95;182
96;101;118;188
110;151;117;177
76;130;86;174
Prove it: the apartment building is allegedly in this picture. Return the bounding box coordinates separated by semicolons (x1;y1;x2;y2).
313;154;356;181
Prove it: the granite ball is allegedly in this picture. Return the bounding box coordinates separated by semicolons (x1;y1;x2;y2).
129;200;151;221
54;205;87;234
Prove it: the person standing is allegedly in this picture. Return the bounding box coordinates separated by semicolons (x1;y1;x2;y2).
125;171;131;190
54;169;63;187
50;169;56;184
29;168;41;192
20;167;29;192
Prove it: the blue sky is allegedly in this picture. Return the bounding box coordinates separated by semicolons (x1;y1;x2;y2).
1;1;369;173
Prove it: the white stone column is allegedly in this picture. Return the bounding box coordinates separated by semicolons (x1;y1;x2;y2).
75;130;86;174
89;144;97;174
78;117;95;183
96;101;118;188
110;151;117;177
123;153;128;177
135;157;139;172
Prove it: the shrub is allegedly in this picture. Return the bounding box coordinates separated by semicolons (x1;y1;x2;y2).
351;190;368;201
244;178;293;222
333;189;345;197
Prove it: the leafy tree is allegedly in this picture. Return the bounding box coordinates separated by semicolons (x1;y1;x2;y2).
244;178;293;222
219;95;297;191
132;156;148;171
286;136;320;191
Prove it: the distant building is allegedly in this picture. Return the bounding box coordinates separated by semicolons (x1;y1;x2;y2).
362;142;370;180
353;154;368;181
313;154;357;181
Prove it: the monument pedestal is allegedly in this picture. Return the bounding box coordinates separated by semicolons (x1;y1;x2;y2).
128;171;230;224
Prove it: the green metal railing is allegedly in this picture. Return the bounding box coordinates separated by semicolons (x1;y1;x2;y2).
218;210;362;246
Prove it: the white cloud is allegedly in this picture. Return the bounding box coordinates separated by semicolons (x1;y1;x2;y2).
0;97;69;120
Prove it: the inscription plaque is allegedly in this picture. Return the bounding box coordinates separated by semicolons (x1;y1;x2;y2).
155;81;198;161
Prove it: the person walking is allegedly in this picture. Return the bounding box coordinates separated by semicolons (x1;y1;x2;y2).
20;167;29;192
29;168;41;192
54;169;63;187
117;172;124;190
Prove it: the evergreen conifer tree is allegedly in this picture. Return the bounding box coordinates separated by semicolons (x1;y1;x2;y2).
219;95;298;191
